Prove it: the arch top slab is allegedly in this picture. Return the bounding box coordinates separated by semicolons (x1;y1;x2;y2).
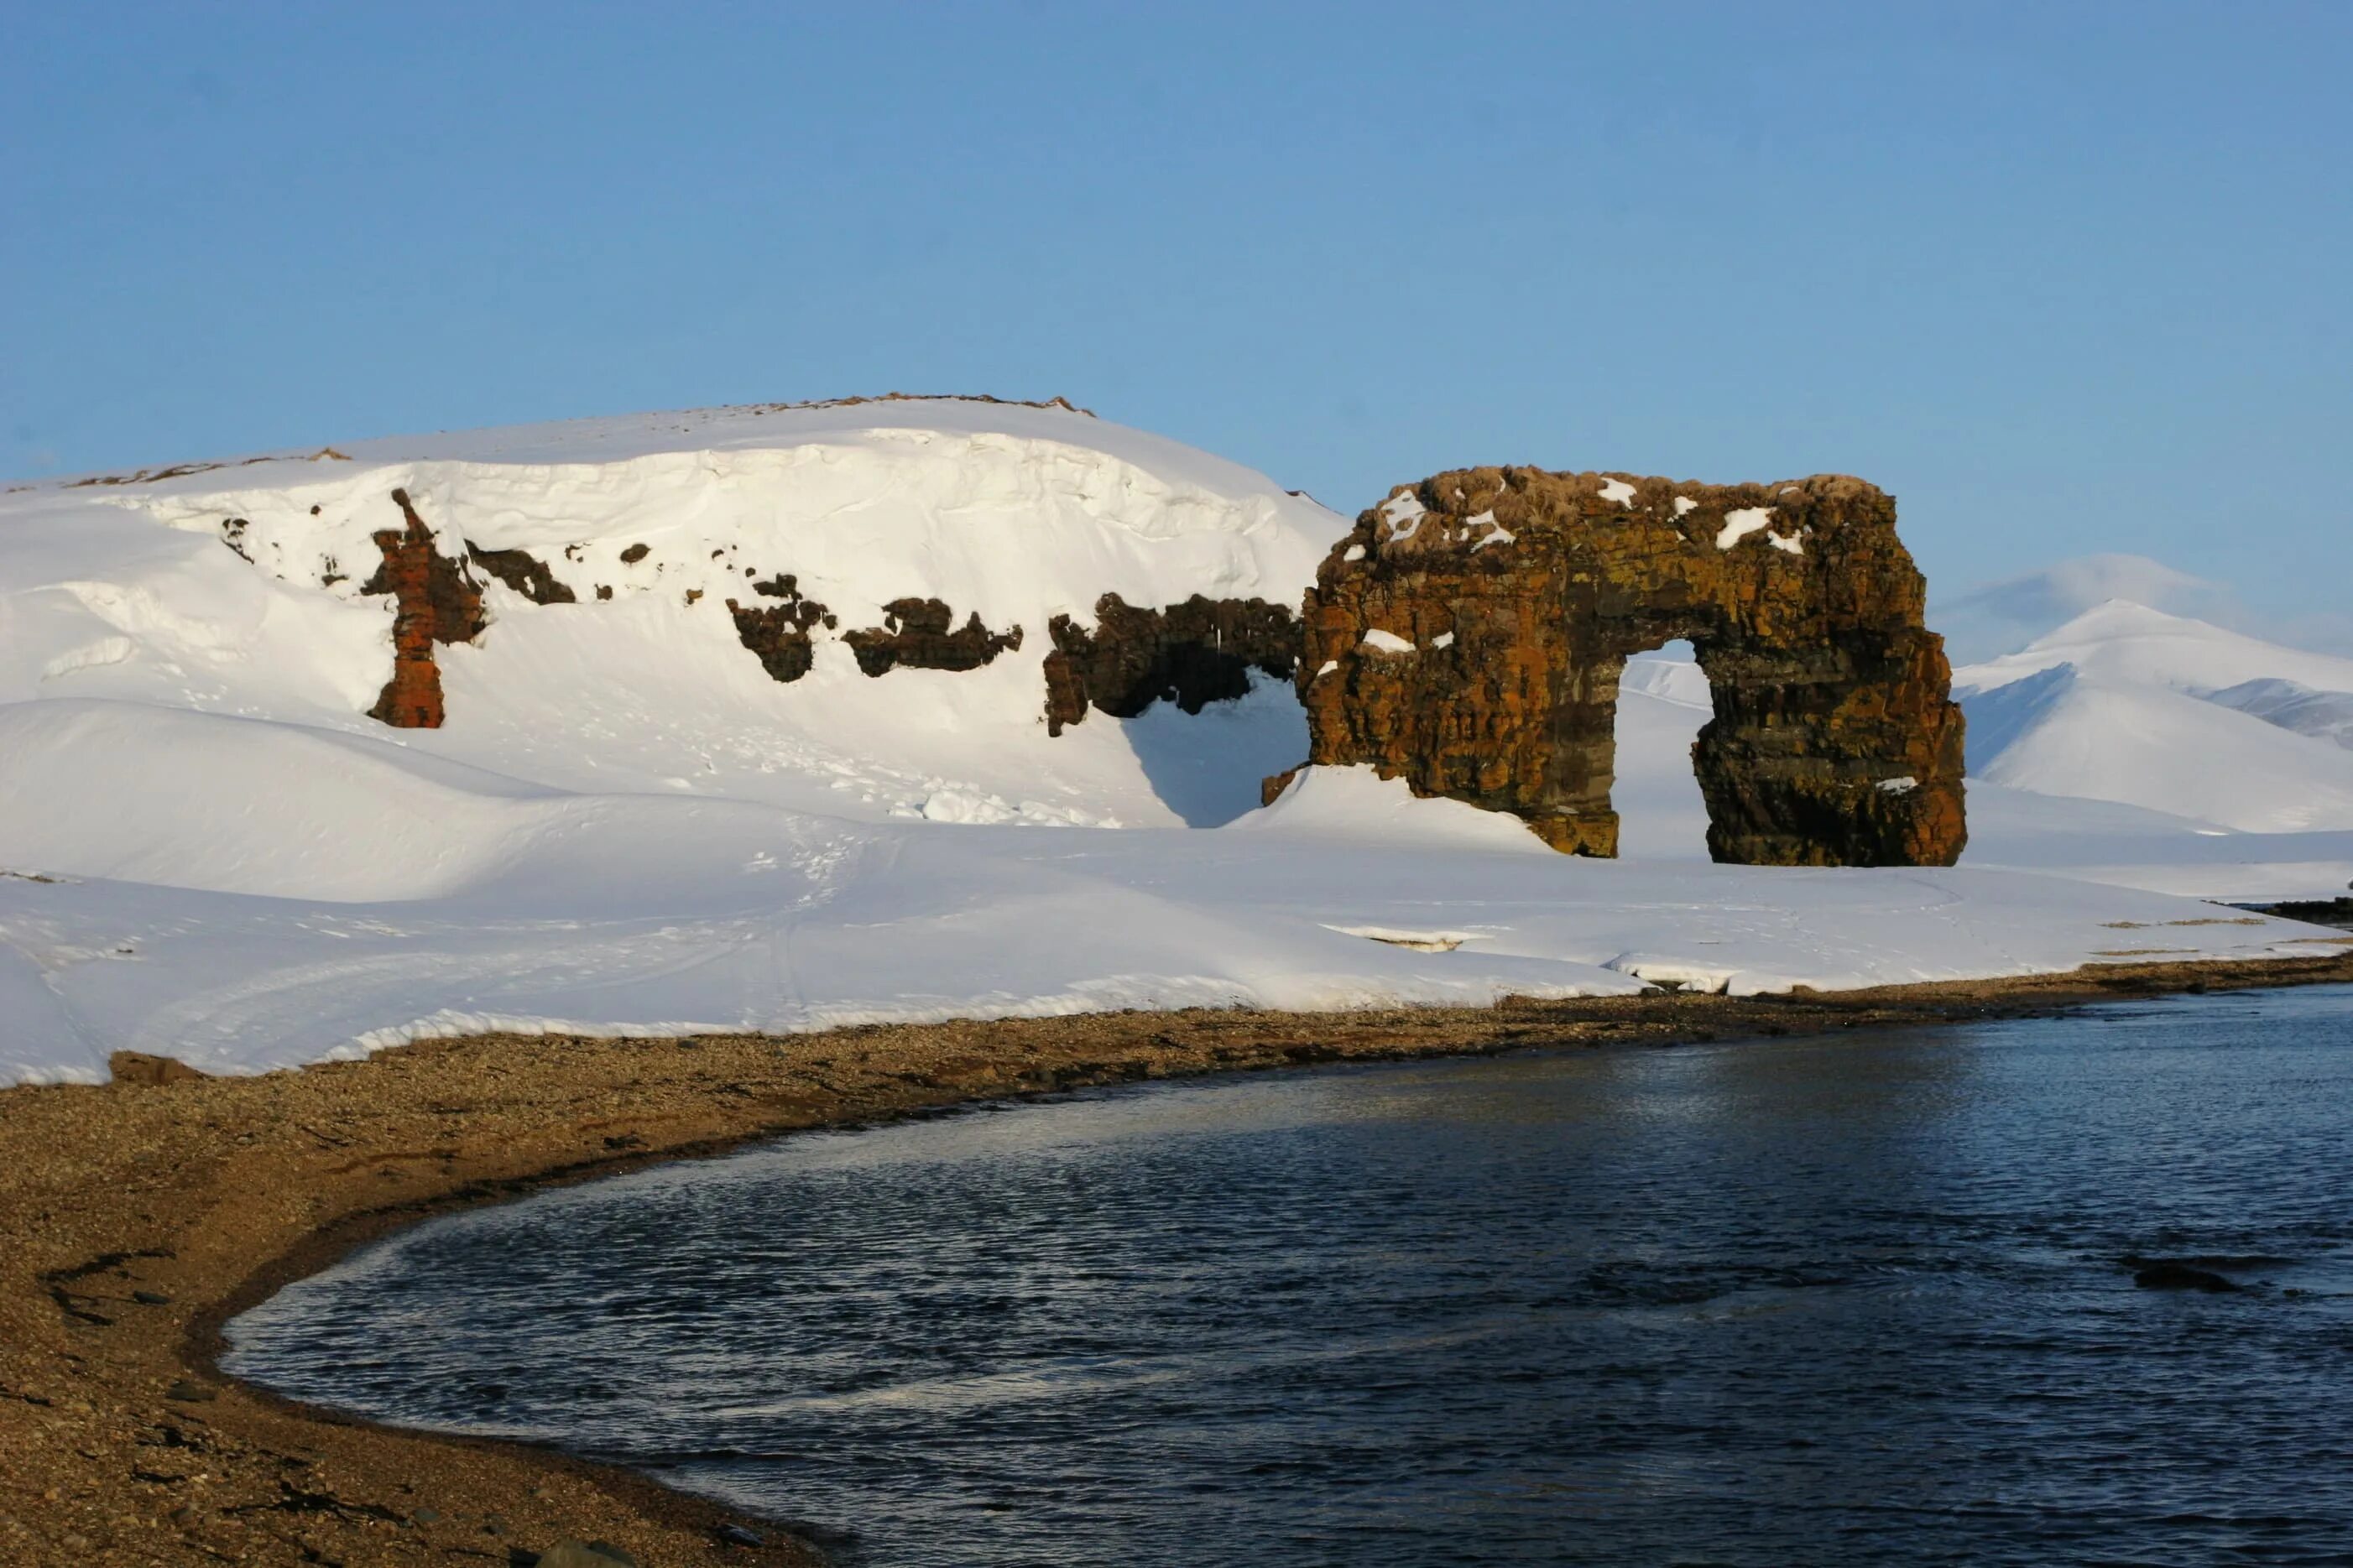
1294;467;1967;867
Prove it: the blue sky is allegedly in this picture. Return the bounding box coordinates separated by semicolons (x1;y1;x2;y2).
4;3;2346;640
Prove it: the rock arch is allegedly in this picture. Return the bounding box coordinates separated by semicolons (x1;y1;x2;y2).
1293;468;1966;866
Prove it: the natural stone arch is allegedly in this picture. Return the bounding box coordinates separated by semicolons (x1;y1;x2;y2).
1292;467;1966;866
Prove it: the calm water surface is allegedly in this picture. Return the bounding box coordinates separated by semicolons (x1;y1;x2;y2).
227;987;2353;1565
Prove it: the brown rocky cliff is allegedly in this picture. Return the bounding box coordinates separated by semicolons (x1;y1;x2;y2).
1296;468;1965;867
361;489;486;729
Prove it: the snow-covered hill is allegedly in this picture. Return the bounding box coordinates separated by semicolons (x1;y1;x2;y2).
1933;602;2353;893
1948;603;2353;833
4;398;1332;832
0;403;2335;1082
1959;662;2353;834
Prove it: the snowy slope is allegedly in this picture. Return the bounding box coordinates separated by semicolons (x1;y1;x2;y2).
2204;679;2353;750
0;404;2339;1082
6;764;2331;1085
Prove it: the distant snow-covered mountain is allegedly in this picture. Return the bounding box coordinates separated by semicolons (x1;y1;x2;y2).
1957;660;2353;834
1954;599;2353;698
1949;602;2353;833
1928;555;2245;664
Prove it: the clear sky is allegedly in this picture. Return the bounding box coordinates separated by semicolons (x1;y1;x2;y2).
4;3;2346;641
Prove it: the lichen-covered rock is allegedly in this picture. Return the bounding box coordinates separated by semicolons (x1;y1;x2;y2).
1296;468;1965;867
844;597;1023;677
1043;594;1299;735
361;489;486;728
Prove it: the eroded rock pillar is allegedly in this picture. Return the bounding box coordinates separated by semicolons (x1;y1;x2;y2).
1529;647;1629;857
362;489;485;729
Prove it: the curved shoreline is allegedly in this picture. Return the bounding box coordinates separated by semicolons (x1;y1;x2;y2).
7;951;2352;1567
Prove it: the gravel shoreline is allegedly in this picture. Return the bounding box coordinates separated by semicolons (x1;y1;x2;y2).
8;948;2352;1567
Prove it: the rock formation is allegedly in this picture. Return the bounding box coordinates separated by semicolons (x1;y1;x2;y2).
725;574;835;685
1294;469;1965;867
322;458;1960;875
1043;594;1299;735
361;490;486;728
465;542;577;604
844;598;1023;677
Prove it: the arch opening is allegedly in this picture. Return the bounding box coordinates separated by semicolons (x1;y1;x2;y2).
1612;639;1714;860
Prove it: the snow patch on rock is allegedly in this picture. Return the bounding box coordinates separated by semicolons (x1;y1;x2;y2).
1715;508;1775;550
1379;491;1427;541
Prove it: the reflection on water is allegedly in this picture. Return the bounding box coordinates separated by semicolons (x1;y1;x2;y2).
227;987;2353;1565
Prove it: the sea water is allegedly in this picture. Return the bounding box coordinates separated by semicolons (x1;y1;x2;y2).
227;987;2353;1565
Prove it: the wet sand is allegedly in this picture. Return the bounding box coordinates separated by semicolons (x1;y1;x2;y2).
7;947;2352;1567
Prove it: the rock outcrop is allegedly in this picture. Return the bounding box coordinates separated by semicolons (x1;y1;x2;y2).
726;575;835;685
467;543;577;604
1296;469;1965;866
844;598;1023;677
1042;594;1300;735
361;490;486;728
